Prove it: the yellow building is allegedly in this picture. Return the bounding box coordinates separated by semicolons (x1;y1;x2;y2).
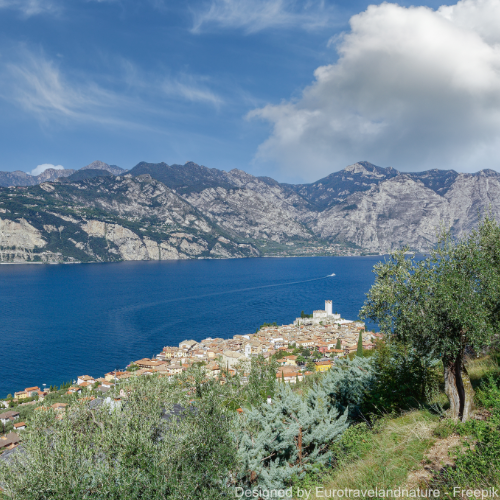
315;361;332;372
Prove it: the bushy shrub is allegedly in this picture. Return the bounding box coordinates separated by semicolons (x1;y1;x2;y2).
0;375;237;500
235;357;375;490
363;340;440;414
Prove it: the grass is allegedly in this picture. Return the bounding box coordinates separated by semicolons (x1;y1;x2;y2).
293;410;439;498
300;352;500;498
466;352;500;388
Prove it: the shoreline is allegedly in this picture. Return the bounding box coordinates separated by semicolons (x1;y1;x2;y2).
0;253;387;266
1;306;379;400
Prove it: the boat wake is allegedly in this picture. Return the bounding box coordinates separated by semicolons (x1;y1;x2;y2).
114;275;331;316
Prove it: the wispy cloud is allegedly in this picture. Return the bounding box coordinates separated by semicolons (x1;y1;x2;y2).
0;48;225;134
2;51;126;124
118;57;224;106
191;0;337;34
0;0;59;16
162;76;223;106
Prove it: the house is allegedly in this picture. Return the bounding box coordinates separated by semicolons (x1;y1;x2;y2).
315;360;333;372
14;386;40;400
281;355;298;366
205;362;221;378
0;411;19;426
135;368;155;376
316;343;329;354
77;376;95;386
51;403;68;412
167;364;183;375
25;387;41;398
104;371;125;382
222;350;245;369
179;340;198;351
297;340;314;348
173;350;187;358
0;432;20;450
134;358;165;370
161;347;179;359
13;422;26;431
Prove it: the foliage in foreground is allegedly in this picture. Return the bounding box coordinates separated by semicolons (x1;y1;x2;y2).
361;217;500;421
364;340;440;413
235;357;375;490
0;357;379;497
0;376;236;500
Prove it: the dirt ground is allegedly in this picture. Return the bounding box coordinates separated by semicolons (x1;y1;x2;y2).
404;433;462;488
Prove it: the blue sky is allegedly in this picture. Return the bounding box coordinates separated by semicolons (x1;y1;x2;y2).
0;0;499;182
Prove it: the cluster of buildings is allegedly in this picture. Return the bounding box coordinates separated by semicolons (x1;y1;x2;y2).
1;301;382;456
13;386;46;401
104;300;381;386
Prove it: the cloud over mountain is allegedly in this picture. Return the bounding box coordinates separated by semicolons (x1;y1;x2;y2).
249;0;500;180
30;163;64;176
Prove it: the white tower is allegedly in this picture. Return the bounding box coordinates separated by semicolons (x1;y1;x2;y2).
325;300;332;316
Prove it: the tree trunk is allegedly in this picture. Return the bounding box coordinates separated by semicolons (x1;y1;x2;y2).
443;352;474;421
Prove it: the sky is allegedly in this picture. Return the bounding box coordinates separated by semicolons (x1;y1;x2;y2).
0;0;499;183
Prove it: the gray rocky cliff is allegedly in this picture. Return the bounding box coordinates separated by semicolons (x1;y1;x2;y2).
2;160;500;263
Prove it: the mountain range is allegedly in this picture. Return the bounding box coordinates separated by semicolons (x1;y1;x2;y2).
1;159;499;263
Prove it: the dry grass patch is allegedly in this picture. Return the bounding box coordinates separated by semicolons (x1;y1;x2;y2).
311;411;438;498
466;354;500;385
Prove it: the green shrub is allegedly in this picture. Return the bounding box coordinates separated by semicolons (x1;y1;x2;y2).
363;340;440;414
0;375;237;500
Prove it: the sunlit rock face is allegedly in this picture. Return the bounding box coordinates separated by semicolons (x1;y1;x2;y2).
2;160;500;262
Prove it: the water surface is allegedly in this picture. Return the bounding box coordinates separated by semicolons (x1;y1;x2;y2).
0;256;382;397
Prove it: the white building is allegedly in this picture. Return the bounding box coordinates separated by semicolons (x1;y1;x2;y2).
294;300;343;325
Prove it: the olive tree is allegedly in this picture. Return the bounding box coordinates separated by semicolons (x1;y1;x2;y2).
360;218;500;421
0;373;237;499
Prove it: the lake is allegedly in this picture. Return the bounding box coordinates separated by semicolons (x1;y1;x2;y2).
0;256;383;397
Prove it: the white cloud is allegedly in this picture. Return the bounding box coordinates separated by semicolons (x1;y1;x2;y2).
192;0;337;34
249;0;500;180
30;163;64;176
0;0;59;16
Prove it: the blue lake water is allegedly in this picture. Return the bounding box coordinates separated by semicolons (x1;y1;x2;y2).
0;256;383;397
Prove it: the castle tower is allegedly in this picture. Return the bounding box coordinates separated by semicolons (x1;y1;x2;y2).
325;300;332;316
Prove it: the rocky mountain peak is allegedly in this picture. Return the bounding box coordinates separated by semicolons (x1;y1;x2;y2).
475;169;499;177
82;160;108;170
343;161;398;178
81;161;124;176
